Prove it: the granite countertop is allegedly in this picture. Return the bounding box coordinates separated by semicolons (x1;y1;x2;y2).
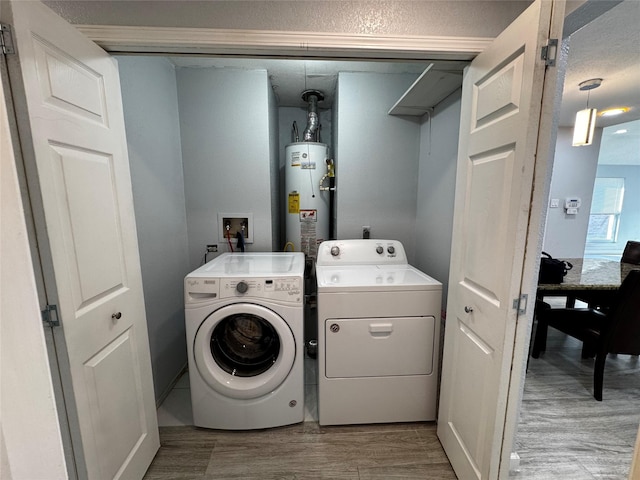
539;258;639;291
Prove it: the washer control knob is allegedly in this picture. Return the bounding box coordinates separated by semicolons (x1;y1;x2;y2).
330;246;340;257
376;246;384;254
387;245;395;254
236;281;249;294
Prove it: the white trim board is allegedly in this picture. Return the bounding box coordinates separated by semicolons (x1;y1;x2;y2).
76;25;493;60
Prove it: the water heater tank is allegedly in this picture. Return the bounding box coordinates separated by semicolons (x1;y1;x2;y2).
285;142;330;258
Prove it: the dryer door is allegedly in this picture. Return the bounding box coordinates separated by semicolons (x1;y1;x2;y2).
193;303;296;399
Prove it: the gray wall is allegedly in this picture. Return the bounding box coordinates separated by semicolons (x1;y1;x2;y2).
268;81;280;251
176;68;276;266
44;1;530;38
414;91;462;311
117;56;190;401
334;72;421;262
542;126;603;258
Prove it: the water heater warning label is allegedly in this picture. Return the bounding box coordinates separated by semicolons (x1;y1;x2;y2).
299;210;317;222
290;152;301;167
288;192;300;214
301;220;317;258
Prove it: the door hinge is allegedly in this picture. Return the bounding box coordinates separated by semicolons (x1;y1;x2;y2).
42;304;61;327
1;23;15;55
541;38;558;67
513;294;528;315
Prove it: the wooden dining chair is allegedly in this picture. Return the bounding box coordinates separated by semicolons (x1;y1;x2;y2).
531;269;640;401
622;240;640;265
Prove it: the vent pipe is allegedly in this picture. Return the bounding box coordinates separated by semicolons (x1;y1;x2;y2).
301;90;324;142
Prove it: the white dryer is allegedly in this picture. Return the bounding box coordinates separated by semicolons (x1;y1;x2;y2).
184;252;305;430
316;239;442;426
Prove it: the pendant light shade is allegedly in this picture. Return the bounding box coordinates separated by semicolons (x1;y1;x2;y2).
572;78;602;147
572;108;598;146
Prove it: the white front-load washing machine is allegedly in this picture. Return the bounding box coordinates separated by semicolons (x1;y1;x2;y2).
185;252;305;430
316;239;442;426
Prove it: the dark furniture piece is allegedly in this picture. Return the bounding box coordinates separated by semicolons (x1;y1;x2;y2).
622;240;640;265
532;269;640;401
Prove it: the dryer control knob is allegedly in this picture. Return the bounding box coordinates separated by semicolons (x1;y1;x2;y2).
376;246;383;254
236;281;249;294
387;245;395;254
330;246;340;257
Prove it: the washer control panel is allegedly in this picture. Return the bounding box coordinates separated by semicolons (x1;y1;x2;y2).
185;276;302;304
316;239;408;266
222;277;302;302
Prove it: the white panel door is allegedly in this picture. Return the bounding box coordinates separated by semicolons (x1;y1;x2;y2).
437;1;561;478
4;1;159;479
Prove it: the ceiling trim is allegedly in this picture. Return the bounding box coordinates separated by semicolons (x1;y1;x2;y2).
76;25;493;61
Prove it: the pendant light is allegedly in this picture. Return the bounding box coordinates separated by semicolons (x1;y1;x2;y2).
572;78;602;147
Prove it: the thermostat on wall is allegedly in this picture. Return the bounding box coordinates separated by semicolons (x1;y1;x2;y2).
564;197;581;215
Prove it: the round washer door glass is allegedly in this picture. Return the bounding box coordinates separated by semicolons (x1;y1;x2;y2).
193;303;296;400
210;313;280;377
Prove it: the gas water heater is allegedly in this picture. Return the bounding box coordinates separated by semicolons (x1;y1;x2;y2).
285;142;330;257
285;90;333;258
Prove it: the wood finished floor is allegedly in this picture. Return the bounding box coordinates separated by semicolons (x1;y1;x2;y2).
145;324;639;479
514;323;640;479
143;422;456;479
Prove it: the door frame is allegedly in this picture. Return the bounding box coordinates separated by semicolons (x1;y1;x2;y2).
74;25;492;61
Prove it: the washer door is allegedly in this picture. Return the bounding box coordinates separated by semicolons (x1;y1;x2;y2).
193;303;296;400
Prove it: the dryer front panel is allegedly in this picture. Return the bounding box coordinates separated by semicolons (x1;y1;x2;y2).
324;316;435;378
194;303;296;399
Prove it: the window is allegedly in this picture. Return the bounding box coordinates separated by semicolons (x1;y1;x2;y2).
587;178;625;242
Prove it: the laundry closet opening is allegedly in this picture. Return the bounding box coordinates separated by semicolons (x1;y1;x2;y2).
114;54;467;405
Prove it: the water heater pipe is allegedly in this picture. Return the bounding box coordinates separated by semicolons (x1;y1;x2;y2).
292;121;299;142
319;159;336;240
302;90;324;142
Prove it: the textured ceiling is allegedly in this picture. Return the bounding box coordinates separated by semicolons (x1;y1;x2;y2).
171;1;639;127
559;0;640;129
45;1;530;37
